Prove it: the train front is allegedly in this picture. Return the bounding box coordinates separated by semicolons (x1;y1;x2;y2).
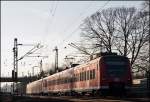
100;55;132;94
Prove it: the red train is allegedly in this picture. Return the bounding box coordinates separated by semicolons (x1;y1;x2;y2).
26;53;132;95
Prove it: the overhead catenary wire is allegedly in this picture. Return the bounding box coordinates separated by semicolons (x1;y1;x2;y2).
43;1;59;42
57;0;110;46
50;1;54;14
58;1;94;36
43;1;94;49
41;1;59;57
52;1;58;17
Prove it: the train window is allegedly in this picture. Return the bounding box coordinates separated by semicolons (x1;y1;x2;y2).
67;78;68;83
62;78;64;84
81;72;83;81
48;80;50;85
76;74;77;80
73;74;76;82
80;72;82;81
83;72;84;81
82;72;83;81
93;69;95;79
88;70;90;80
75;74;77;82
78;73;80;81
83;72;85;81
87;70;89;80
52;80;54;85
82;72;84;81
81;72;82;81
64;78;66;84
68;78;70;83
77;74;79;82
90;70;93;79
52;80;53;85
76;74;78;82
65;78;66;83
50;80;51;85
64;78;67;83
57;79;59;85
72;77;74;82
53;80;55;85
85;71;86;80
66;78;68;83
59;79;61;85
56;79;58;85
50;80;52;85
54;80;56;85
45;80;47;87
80;73;81;81
74;74;75;82
59;79;61;84
76;74;77;82
60;79;61;84
64;78;66;83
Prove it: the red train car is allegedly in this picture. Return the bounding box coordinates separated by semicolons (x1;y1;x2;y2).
26;53;132;95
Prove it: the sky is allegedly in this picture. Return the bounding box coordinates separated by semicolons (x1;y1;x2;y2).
1;1;144;78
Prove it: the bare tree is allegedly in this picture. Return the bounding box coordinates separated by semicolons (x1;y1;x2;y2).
114;7;137;57
80;6;149;71
81;8;117;53
114;7;149;66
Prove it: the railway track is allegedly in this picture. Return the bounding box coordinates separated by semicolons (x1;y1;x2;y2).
1;94;149;102
16;95;150;102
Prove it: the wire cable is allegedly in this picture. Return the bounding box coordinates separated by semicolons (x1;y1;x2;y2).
57;0;110;46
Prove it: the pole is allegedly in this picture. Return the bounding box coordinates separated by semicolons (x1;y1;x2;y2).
13;38;18;94
40;60;42;73
32;67;34;76
53;46;58;73
148;24;150;90
0;44;1;94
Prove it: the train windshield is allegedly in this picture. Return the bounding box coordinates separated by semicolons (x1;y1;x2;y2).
104;56;128;77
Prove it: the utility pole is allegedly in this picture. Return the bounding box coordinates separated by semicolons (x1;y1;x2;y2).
53;46;58;73
148;23;150;90
12;38;18;93
32;67;34;76
40;60;43;77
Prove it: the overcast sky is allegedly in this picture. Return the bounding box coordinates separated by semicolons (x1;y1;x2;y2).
1;1;143;78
